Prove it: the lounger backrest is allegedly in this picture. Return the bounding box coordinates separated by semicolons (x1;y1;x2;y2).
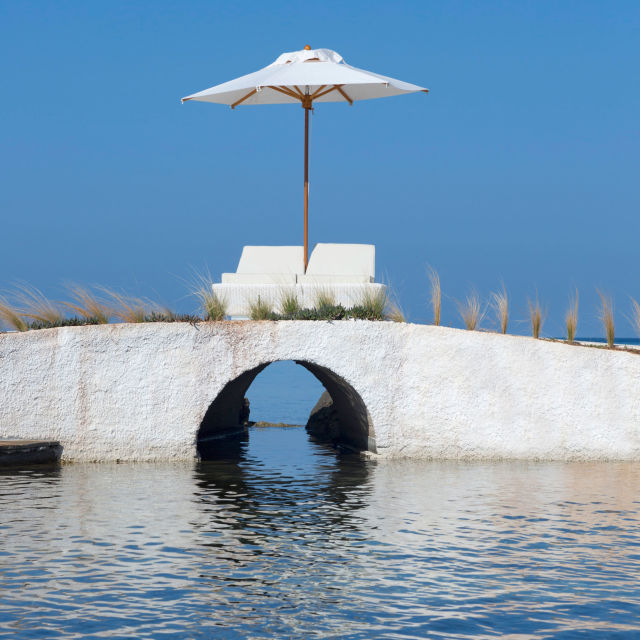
306;243;375;280
236;246;304;275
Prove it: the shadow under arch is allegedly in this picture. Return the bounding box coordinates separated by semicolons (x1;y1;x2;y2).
197;360;375;456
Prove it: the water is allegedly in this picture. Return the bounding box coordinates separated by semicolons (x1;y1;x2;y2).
2;427;640;638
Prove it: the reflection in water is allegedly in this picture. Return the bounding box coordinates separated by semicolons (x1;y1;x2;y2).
1;428;640;638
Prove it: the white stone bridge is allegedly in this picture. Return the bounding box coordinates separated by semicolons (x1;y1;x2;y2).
1;321;640;461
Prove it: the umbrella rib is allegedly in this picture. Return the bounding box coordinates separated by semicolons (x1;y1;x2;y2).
293;85;307;99
310;85;327;99
267;85;302;101
311;85;341;100
335;86;353;105
231;89;258;109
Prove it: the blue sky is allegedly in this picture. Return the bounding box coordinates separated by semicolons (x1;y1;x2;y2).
1;0;638;336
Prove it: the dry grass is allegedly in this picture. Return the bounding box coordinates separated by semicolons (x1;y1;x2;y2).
457;292;483;330
528;296;544;339
565;290;579;343
387;303;406;323
0;296;28;331
248;295;273;320
62;284;111;323
278;288;300;316
630;298;640;338
597;290;615;347
313;287;336;309
353;287;388;320
428;266;441;326
98;287;153;323
189;271;227;321
13;284;64;325
491;287;509;334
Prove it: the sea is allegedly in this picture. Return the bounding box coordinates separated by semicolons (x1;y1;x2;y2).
2;360;640;638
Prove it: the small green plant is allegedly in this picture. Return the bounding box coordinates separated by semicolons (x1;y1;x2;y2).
248;295;273;320
457;292;483;330
352;287;388;320
27;316;102;330
528;296;544;339
0;296;28;332
62;284;111;324
200;290;227;321
565;290;579;343
428;266;441;326
189;271;227;321
597;289;615;348
278;288;300;316
491;287;508;334
313;287;336;310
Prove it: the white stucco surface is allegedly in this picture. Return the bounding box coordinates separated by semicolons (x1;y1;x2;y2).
1;322;639;462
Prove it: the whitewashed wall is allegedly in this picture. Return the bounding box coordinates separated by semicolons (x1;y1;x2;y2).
1;322;639;461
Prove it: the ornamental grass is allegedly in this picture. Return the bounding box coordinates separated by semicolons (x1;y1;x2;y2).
597;290;615;348
491;286;509;334
427;266;441;326
565;290;579;344
457;292;483;331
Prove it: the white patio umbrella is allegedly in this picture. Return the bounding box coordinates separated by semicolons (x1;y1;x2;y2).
182;46;428;270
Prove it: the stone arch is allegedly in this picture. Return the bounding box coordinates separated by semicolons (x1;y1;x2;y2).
197;360;375;455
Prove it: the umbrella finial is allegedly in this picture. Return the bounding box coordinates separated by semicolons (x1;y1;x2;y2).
304;44;311;50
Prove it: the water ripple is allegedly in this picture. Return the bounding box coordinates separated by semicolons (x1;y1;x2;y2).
1;429;640;638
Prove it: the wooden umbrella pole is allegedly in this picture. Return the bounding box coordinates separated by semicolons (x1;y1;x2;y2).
303;104;310;272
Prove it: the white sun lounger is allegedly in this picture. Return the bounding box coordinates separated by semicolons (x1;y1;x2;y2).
213;243;383;318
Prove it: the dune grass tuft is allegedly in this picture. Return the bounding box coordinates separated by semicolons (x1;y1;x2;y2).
62;284;111;324
428;266;441;326
629;298;640;340
0;296;28;332
491;286;509;334
350;287;388;321
597;289;615;348
248;295;273;320
528;296;544;339
313;287;336;310
565;290;579;343
278;288;300;316
13;284;64;325
457;292;483;330
189;271;227;321
98;288;153;323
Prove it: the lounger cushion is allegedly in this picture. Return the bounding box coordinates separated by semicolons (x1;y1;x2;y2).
305;243;375;281
221;273;297;285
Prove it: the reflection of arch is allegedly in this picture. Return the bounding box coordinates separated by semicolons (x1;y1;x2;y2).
197;360;375;455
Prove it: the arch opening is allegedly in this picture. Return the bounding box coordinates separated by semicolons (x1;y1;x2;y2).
197;360;375;457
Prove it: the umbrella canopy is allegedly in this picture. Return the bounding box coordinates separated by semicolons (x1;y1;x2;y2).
182;47;428;269
182;47;428;107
